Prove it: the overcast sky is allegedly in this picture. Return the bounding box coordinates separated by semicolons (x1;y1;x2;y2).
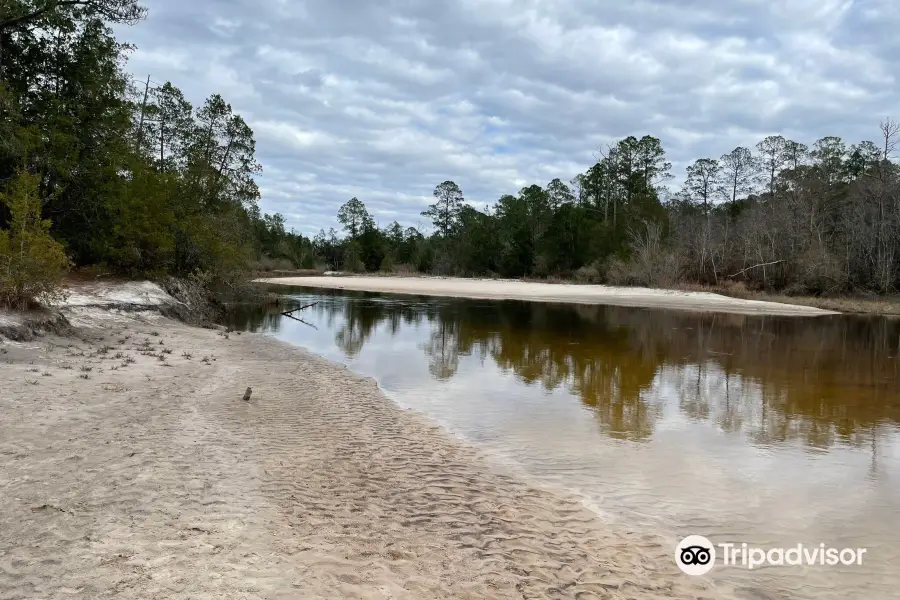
119;0;898;236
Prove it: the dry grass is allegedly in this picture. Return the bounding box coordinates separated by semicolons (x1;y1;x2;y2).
250;268;322;278
675;282;900;316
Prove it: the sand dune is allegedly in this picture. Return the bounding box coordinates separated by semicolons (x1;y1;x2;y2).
0;289;731;599
257;275;838;316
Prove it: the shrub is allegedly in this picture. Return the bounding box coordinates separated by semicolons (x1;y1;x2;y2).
173;209;254;286
574;261;603;283
605;221;680;288
254;256;294;272
379;255;394;273
343;241;364;273
393;262;416;275
0;172;71;308
792;246;848;294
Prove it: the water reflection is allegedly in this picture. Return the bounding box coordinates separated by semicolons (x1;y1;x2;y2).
226;288;900;450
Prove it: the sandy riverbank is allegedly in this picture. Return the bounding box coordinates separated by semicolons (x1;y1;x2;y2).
256;275;838;316
0;283;728;599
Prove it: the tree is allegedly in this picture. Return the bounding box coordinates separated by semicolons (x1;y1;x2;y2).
337;197;371;239
423;180;464;237
456;205;499;275
681;158;722;213
847;141;881;180
0;0;146;32
720;147;757;203
635;135;673;190
150;82;193;170
677;158;724;283
880;117;900;162
0;171;70;307
383;220;405;260
546;177;575;209
187;94;261;209
756;135;787;200
811;136;847;187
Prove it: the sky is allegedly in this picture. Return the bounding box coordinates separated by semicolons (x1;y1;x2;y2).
118;0;900;236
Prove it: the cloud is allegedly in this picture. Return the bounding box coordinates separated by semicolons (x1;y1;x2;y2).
118;0;899;235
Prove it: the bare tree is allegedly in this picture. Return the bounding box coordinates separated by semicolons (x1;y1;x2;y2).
880;117;900;162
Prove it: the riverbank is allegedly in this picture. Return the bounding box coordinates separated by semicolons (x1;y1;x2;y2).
256;275;838;317
0;282;725;599
672;283;900;316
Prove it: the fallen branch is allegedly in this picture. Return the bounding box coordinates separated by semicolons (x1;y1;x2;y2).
281;301;318;317
728;260;784;278
281;313;318;329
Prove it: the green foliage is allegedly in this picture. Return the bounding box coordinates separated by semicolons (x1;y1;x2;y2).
106;165;176;276
343;241;364;273
338;197;372;239
0;172;71;307
422;181;464;238
0;2;316;294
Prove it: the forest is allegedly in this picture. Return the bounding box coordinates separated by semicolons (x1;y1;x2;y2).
3;0;900;307
324;128;900;297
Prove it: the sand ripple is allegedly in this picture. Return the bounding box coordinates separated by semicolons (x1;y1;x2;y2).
0;312;725;599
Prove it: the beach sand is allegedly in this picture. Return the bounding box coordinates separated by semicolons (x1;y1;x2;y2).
0;284;729;599
255;275;838;317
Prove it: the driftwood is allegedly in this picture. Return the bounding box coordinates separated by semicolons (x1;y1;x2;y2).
728;260;784;278
282;301;319;315
281;301;319;329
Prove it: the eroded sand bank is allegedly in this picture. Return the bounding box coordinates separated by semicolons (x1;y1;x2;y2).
0;284;730;599
256;275;838;316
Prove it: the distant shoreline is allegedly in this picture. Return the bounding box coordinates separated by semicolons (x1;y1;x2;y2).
255;274;839;317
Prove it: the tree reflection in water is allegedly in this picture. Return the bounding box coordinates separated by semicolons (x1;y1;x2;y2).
225;288;900;450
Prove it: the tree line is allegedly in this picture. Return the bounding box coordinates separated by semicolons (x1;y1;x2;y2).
0;0;311;305
4;1;900;307
322;127;900;295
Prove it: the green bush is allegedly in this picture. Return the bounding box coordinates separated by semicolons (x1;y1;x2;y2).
343;241;364;272
107;167;175;276
0;172;71;308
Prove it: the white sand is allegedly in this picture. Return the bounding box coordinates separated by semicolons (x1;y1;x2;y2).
0;284;730;599
256;275;838;316
61;280;181;308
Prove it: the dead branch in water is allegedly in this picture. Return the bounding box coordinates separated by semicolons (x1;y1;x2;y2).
281;301;319;329
282;312;318;329
282;301;319;316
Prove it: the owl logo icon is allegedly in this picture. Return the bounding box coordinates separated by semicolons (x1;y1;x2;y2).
676;535;716;576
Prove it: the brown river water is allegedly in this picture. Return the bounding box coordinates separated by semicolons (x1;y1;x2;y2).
226;285;900;599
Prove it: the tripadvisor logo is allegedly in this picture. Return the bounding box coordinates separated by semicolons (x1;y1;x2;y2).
675;535;868;575
676;535;716;576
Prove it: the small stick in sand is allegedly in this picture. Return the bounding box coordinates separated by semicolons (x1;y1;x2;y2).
242;387;252;401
